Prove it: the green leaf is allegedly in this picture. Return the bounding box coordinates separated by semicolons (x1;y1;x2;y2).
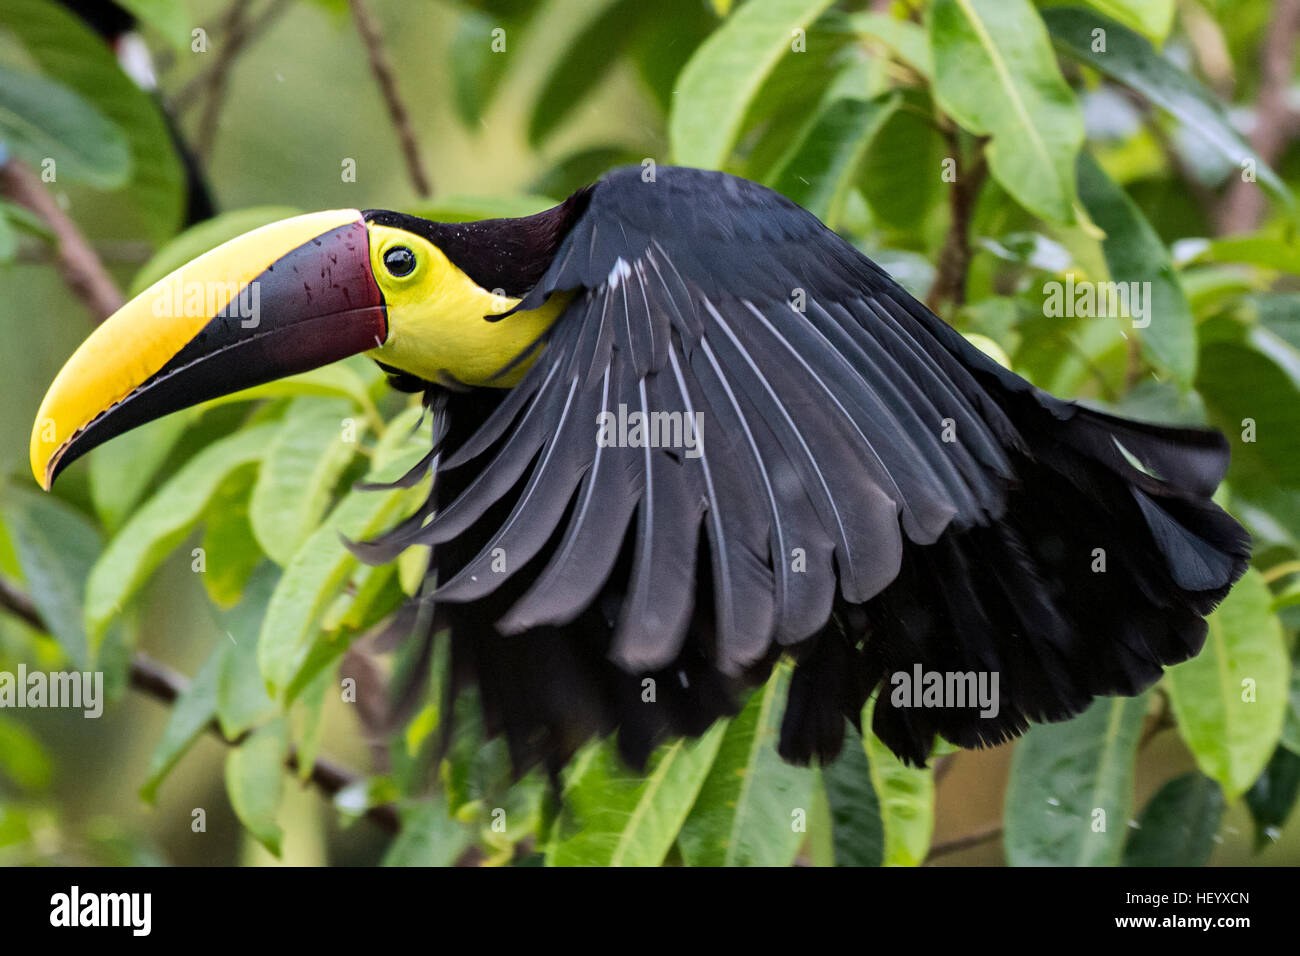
1123;772;1224;866
1004;693;1148;866
0;0;184;240
1165;568;1289;801
677;667;816;866
1081;0;1173;43
291;664;333;784
250;398;364;565
547;725;727;866
528;0;639;146
1077;151;1196;384
450;10;510;127
198;466;263;608
115;0;193;50
670;0;839;169
820;723;884;866
850;12;932;77
1044;6;1294;212
1244;745;1300;847
89;411;197;531
770;91;901;228
0;715;52;790
1282;660;1300;756
224;717;287;857
215;565;279;740
2;488;101;667
0;64;129;188
140;647;223;803
128;206;303;295
85;424;275;649
858;90;947;233
928;0;1084;224
862;699;934;866
198;365;379;424
383;797;472;866
257;444;428;702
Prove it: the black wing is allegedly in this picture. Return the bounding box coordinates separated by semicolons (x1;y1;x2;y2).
365;166;1249;770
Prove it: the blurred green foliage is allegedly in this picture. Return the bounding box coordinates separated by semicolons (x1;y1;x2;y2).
1;0;1298;867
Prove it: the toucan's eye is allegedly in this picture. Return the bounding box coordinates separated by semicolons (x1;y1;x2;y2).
383;246;416;278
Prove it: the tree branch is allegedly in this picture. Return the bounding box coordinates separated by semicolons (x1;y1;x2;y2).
195;0;255;162
0;579;401;834
171;0;293;114
926;132;987;314
1216;0;1300;235
0;160;124;321
347;0;433;197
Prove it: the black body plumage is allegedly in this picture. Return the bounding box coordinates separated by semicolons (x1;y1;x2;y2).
358;166;1250;771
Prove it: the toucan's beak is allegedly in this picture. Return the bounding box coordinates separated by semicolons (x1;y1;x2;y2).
31;209;387;489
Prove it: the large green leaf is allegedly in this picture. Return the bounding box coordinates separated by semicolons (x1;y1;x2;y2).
2;488;101;667
928;0;1084;224
1004;693;1148;866
1244;745;1300;847
1077;151;1195;384
770;91;901;228
257;440;429;702
1081;0;1173;43
547;725;727;866
528;0;639;146
116;0;196;50
850;12;931;77
140;646;223;803
1165;568;1288;801
0;64;129;188
89;411;197;531
820;723;884;866
198;466;263;608
84;424;275;648
677;667;816;866
861;700;934;866
215;565;279;740
224;717;287;856
1123;772;1224;866
0;0;185;239
383;798;473;867
670;0;839;169
0;714;52;790
1044;6;1294;211
250;398;364;566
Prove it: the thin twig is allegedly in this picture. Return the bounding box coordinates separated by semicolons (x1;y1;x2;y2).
926;132;987;313
0;161;124;320
347;0;433;197
195;0;254;161
1216;0;1300;235
171;0;294;113
926;819;1002;861
0;580;401;834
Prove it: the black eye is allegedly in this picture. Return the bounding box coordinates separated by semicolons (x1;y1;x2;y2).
383;246;416;277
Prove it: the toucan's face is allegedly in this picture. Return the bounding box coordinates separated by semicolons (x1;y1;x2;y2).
30;209;566;489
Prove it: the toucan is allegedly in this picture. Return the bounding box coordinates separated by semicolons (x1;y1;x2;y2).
31;166;1251;771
